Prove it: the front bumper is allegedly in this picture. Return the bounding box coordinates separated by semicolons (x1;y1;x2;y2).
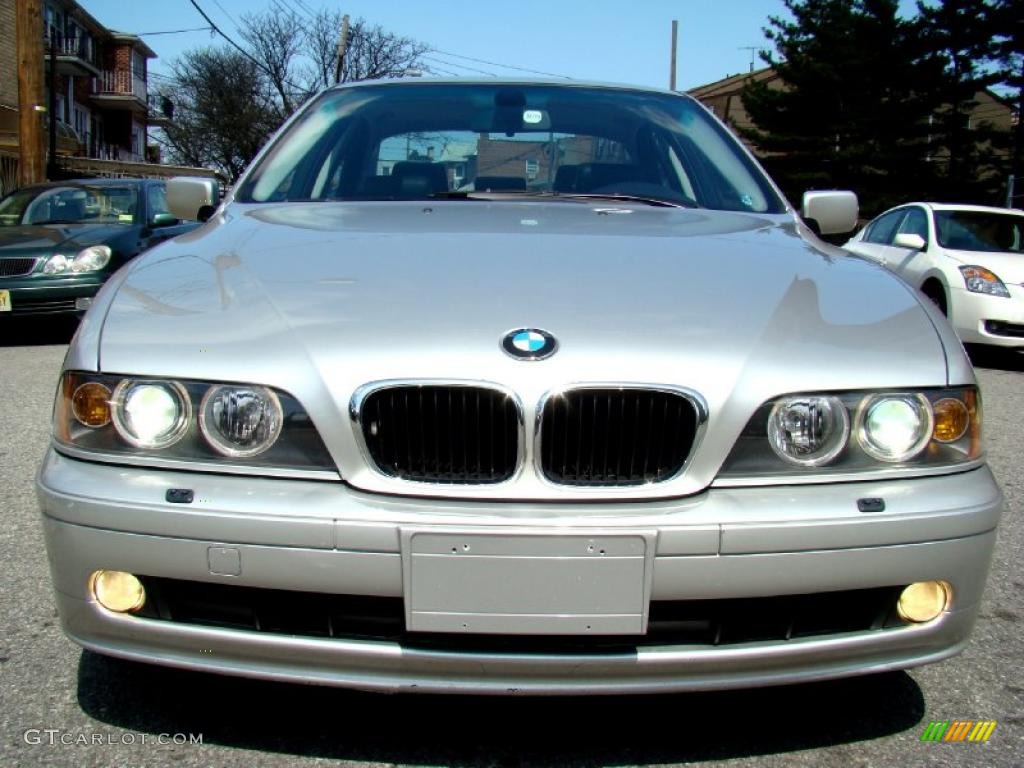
0;275;104;316
950;285;1024;347
37;449;1002;694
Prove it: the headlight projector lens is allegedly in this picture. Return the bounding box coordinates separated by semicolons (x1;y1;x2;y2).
200;384;283;457
111;380;191;449
857;394;933;462
767;395;849;466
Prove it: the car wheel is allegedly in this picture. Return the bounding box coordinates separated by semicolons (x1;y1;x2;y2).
921;281;947;316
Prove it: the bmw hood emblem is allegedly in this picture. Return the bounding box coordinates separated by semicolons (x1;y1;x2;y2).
502;328;558;360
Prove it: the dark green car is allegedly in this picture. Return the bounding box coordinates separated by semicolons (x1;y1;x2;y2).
0;179;200;317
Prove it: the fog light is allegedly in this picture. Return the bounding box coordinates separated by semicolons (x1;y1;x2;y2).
897;580;950;623
91;570;145;613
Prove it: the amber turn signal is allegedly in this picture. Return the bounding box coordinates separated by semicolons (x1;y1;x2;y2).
71;382;112;427
932;398;969;443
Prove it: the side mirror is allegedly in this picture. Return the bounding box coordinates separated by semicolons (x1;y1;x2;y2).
166;177;219;222
149;212;179;228
893;232;926;250
802;190;859;236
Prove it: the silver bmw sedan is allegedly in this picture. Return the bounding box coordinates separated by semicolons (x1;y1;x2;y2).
36;79;1002;694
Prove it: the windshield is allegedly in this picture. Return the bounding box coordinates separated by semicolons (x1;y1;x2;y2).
237;82;785;213
934;210;1024;253
0;185;138;226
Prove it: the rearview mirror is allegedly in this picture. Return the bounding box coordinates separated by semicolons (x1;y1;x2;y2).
802;190;859;236
166;177;219;222
893;232;926;250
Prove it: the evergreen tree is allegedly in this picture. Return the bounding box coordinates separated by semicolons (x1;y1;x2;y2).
913;0;1003;202
989;0;1023;205
741;0;935;215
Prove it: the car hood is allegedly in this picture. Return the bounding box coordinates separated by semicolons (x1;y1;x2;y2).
0;223;130;256
96;201;949;497
942;249;1024;285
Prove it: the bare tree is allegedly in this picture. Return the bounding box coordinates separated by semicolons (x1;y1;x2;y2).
154;48;279;179
153;6;428;178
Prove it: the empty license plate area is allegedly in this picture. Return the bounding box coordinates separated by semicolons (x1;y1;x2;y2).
402;531;654;635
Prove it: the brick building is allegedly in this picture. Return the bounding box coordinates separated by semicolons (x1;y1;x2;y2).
687;65;1016;164
0;0;172;193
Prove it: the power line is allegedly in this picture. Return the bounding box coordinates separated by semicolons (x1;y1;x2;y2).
186;0;308;96
211;0;239;27
137;26;215;36
284;0;318;19
422;64;462;78
276;0;315;21
428;48;573;80
422;55;498;77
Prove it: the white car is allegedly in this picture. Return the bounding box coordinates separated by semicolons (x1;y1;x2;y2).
845;203;1024;348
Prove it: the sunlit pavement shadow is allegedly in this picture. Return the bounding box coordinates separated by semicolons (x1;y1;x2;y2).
78;650;925;765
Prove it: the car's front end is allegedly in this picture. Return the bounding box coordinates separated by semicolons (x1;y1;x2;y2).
932;205;1024;349
36;80;1003;694
0;184;141;318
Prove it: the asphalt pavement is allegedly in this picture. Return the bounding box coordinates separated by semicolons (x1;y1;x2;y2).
1;318;1021;768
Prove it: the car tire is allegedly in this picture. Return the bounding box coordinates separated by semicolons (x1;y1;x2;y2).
921;281;948;316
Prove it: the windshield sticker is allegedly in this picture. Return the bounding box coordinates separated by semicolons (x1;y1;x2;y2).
523;110;542;124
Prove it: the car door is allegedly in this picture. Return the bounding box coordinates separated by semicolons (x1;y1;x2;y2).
888;206;933;285
847;208;906;265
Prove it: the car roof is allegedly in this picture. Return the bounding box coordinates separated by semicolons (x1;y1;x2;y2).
898;202;1024;215
327;76;687;99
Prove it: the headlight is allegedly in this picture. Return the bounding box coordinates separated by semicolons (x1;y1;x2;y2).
53;372;335;476
718;387;981;480
72;245;112;272
42;254;70;274
960;265;1010;297
111;380;191;449
42;246;112;274
200;385;283;457
767;396;848;466
856;394;933;462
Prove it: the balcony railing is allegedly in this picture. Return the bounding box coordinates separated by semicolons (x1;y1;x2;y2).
97;71;147;103
45;31;98;68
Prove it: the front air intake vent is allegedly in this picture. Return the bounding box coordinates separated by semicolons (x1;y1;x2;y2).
357;384;520;484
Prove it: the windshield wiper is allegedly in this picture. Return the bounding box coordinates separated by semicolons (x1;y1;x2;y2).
545;193;694;209
33;218;82;225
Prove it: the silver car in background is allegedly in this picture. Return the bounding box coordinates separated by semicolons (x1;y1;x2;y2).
37;80;1002;694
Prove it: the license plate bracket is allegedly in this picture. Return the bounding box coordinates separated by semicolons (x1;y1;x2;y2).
401;529;655;635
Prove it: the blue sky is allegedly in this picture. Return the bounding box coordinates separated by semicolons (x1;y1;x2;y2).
83;0;920;91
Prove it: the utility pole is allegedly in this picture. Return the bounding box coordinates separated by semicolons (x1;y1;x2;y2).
16;0;45;186
669;20;678;91
333;14;350;85
48;28;58;179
